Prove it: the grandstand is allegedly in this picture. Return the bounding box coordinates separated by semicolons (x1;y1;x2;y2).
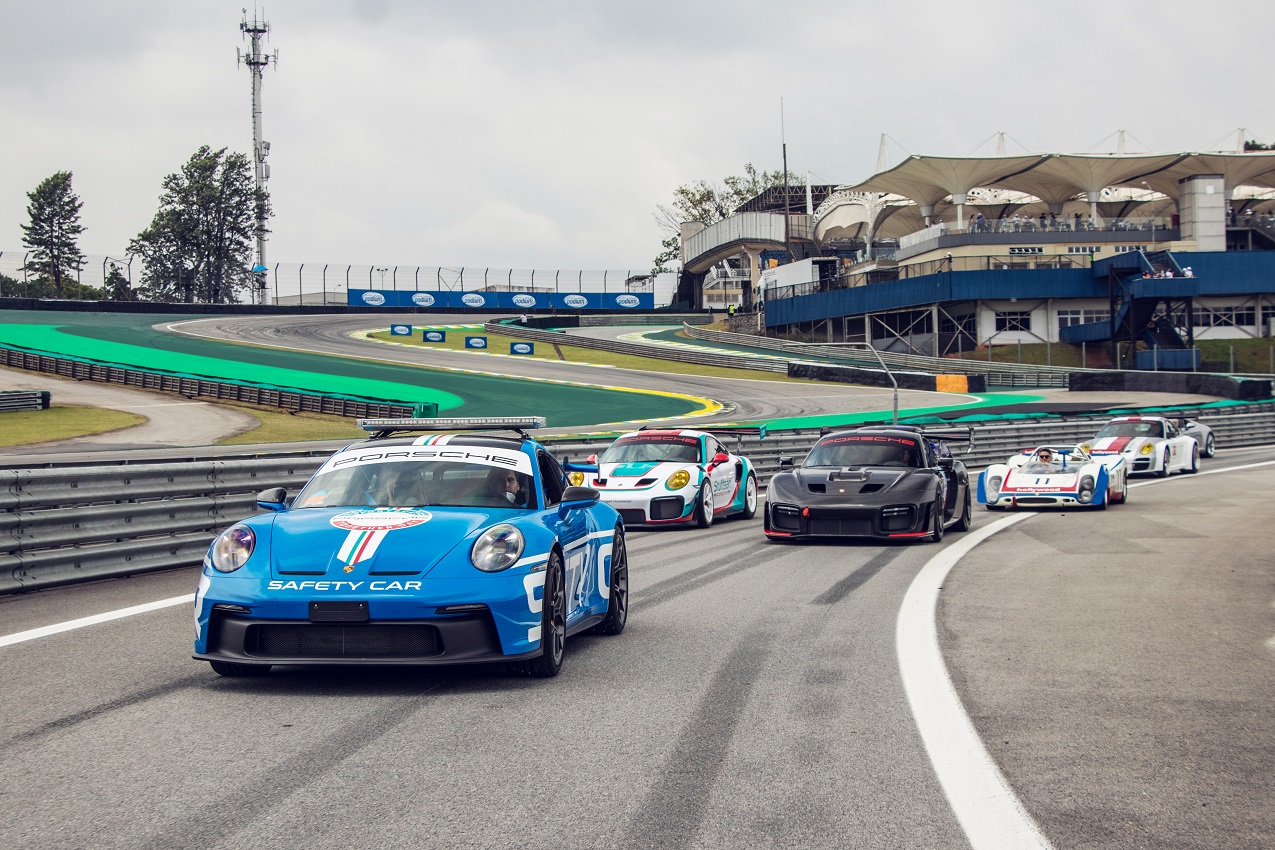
676;148;1275;370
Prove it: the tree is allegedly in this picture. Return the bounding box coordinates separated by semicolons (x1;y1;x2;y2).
1244;140;1274;151
129;146;269;303
651;163;790;273
21;171;86;298
105;265;135;301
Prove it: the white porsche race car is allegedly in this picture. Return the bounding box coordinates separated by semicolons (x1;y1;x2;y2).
565;428;759;528
1086;415;1200;476
978;444;1129;510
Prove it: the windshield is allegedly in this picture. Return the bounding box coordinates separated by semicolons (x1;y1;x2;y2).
294;458;535;510
1096;421;1165;439
601;434;701;465
804;435;921;468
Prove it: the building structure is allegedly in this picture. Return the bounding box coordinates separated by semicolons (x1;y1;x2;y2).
678;147;1275;368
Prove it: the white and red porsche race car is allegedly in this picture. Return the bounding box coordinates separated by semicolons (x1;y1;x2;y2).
978;444;1128;510
1086;415;1200;476
565;428;759;528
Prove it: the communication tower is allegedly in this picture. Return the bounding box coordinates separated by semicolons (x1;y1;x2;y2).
238;9;278;303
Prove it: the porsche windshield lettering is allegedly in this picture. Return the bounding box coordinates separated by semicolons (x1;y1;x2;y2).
328;450;523;470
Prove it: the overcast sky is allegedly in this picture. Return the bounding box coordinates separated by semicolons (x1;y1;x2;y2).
2;0;1271;274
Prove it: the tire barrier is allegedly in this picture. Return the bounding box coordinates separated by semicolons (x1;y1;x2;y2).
1068;370;1273;401
3;403;1274;595
786;361;988;393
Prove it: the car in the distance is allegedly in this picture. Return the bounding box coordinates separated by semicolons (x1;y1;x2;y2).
566;427;759;528
764;425;971;542
1176;417;1216;457
1086;415;1199;476
978;444;1128;510
193;417;627;679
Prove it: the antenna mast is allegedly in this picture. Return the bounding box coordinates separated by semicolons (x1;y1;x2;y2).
239;9;277;303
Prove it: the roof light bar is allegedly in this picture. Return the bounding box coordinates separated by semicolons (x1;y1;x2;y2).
357;416;547;433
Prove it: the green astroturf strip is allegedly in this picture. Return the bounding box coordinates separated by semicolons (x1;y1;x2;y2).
0;313;702;427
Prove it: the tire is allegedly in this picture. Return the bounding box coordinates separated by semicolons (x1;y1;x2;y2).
952;487;972;532
514;551;566;677
209;660;272;677
1185;445;1200;474
928;500;945;543
738;473;758;520
1156;449;1171;478
1111;473;1128;504
1202;433;1216;458
693;482;714;528
591;529;628;636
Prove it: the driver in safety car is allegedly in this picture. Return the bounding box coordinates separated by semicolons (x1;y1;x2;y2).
485;467;528;506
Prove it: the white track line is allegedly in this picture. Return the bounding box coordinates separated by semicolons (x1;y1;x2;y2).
0;594;194;648
898;456;1275;850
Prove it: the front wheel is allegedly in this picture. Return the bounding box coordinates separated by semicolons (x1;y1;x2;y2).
738;473;758;520
513;552;566;677
1185;445;1200;474
693;482;714;528
952;487;972;532
1203;433;1216;458
928;500;945;543
1111;473;1128;504
591;529;628;636
1156;449;1171;478
209;660;272;677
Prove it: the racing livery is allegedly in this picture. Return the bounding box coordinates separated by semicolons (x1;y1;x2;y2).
764;426;971;542
566;428;759;528
1086;415;1200;476
978;444;1128;510
194;417;628;678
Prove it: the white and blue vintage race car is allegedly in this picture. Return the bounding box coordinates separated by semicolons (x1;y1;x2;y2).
565;427;759;528
194;417;627;678
978;444;1129;510
1086;415;1200;476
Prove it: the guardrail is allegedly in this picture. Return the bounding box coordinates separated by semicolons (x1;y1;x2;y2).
3;405;1273;595
681;323;1077;387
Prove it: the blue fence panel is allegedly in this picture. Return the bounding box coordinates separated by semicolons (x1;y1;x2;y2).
346;289;651;311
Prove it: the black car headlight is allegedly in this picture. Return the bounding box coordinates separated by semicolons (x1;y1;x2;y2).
471;524;525;572
210;525;255;573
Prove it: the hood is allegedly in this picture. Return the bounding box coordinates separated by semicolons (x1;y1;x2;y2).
787;466;924;496
1090;436;1154;455
265;507;512;579
601;461;671;478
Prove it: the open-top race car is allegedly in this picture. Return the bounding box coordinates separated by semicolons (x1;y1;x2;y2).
764;425;972;542
565;427;759;528
194;417;627;679
978;444;1128;510
1086;415;1200;476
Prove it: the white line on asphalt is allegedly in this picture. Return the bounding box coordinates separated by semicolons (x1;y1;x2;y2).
899;455;1275;850
896;512;1056;850
0;594;195;648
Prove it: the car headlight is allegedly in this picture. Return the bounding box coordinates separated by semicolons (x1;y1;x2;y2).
471;524;525;572
987;475;1003;493
1077;475;1095;503
1080;443;1092;454
1139;443;1155;455
210;525;255;573
567;471;584;486
666;469;691;491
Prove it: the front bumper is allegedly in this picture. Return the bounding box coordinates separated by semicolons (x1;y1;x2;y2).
764;502;928;539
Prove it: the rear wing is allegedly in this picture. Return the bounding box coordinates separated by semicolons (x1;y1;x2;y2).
706;424;767;454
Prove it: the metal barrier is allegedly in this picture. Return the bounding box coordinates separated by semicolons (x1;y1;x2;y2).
3;406;1273;594
0;390;47;413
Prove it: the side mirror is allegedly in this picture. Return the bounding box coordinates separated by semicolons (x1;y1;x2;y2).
706;451;729;470
256;487;288;512
558;486;600;517
587;454;598;464
937;456;954;469
779;456;795;467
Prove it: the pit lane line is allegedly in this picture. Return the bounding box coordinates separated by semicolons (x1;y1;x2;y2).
897;455;1275;850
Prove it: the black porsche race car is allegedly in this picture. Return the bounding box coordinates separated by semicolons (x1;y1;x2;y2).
763;425;972;542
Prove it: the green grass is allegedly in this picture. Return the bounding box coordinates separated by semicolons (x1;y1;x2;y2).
0;405;146;447
368;329;811;382
214;405;367;444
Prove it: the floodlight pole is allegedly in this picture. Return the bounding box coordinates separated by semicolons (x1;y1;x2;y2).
239;11;277;305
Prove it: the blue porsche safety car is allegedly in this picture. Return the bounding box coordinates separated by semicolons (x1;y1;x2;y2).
194;417;628;678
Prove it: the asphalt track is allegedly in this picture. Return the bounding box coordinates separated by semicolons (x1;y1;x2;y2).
1;449;1271;849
